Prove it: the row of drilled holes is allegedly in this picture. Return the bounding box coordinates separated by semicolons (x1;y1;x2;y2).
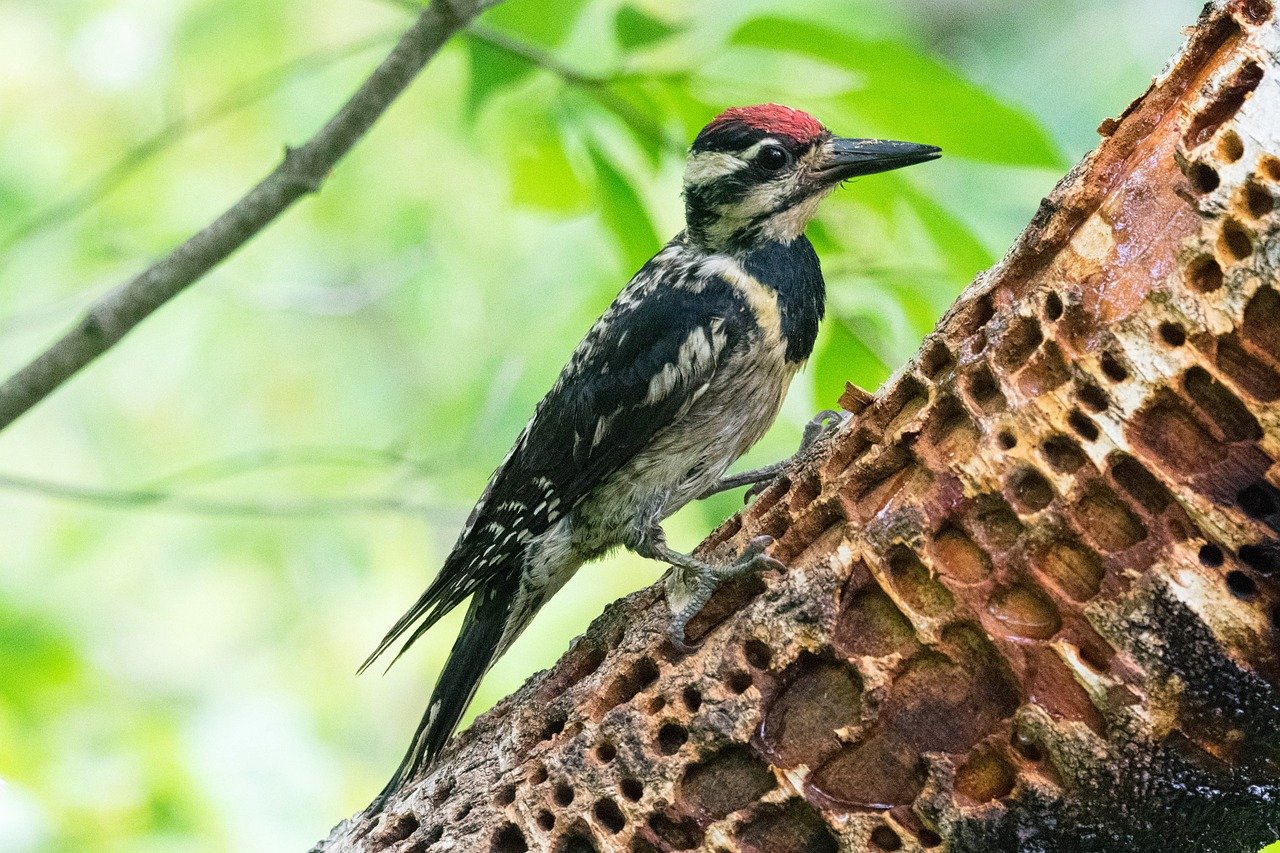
803;273;1154;841
494;653;775;850
1185;159;1277;291
1198;475;1279;610
504;271;1273;853
937;302;1212;669
1185;126;1247;190
860;104;1280;850
1083;325;1277;611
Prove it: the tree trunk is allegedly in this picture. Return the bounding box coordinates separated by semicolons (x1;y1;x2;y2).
318;2;1280;850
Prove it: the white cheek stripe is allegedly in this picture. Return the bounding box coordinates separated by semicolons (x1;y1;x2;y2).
683;136;789;187
737;137;781;160
683;151;744;184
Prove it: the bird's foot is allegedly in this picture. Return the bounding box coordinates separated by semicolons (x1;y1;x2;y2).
740;409;850;502
799;408;851;452
665;535;783;653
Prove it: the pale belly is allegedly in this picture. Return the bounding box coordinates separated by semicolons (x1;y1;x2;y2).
570;349;799;553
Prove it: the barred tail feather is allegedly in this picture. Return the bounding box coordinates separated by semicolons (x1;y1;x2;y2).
370;582;515;810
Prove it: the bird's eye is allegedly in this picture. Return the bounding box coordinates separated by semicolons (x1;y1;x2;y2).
756;145;790;171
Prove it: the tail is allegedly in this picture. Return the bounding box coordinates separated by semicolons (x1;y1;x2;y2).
358;553;480;677
369;582;515;810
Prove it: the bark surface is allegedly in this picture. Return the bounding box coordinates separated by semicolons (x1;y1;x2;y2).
320;2;1280;850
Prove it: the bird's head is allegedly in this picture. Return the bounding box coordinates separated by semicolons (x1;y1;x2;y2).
682;104;940;252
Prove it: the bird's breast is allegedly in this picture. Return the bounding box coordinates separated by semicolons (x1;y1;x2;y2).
703;255;789;359
626;330;796;515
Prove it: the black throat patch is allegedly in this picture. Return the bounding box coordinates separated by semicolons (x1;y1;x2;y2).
739;236;826;363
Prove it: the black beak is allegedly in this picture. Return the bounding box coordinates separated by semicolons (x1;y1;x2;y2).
814;137;941;182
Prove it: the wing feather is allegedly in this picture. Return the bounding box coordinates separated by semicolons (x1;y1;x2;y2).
362;254;751;671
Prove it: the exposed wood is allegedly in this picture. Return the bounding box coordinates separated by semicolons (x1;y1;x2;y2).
319;1;1280;850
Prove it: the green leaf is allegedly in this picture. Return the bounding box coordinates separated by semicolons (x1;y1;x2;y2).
614;71;716;141
813;317;892;404
569;81;669;166
463;0;592;116
506;117;591;213
0;603;83;720
587;143;662;273
463;36;536;119
850;171;996;282
481;0;589;47
615;5;680;51
731;18;1066;169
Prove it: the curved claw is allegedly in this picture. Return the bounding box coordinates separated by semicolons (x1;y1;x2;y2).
729;535;784;576
800;409;851;452
738;534;774;562
667;620;697;655
753;554;785;574
666;535;780;653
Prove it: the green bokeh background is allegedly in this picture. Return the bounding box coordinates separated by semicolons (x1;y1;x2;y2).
0;0;1225;849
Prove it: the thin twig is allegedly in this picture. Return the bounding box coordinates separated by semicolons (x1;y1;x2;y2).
0;30;398;256
463;24;679;155
139;443;439;490
380;0;677;154
0;443;450;519
0;0;503;434
465;24;605;87
0;470;454;520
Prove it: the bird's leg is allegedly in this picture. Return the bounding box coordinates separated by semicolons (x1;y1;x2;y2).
633;524;783;653
698;409;851;501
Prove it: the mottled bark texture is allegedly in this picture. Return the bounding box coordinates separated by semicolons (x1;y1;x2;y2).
319;2;1280;850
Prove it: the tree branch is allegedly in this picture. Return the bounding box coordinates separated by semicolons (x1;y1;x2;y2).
0;29;398;256
0;444;457;520
462;24;678;155
0;0;501;434
0;470;451;520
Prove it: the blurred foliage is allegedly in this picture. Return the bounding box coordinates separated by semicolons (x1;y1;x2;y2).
0;0;1203;849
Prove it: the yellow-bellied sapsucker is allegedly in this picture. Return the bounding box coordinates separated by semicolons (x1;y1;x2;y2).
362;104;939;803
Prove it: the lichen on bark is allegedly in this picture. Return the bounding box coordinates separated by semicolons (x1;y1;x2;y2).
318;2;1280;850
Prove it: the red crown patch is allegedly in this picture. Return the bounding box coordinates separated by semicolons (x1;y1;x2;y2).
704;104;825;143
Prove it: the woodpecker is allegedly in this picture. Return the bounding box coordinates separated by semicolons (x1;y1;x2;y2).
363;104;939;804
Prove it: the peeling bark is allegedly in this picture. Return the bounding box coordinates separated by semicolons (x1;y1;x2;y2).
319;2;1280;850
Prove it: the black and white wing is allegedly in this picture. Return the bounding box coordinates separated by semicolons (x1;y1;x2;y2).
361;262;751;670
